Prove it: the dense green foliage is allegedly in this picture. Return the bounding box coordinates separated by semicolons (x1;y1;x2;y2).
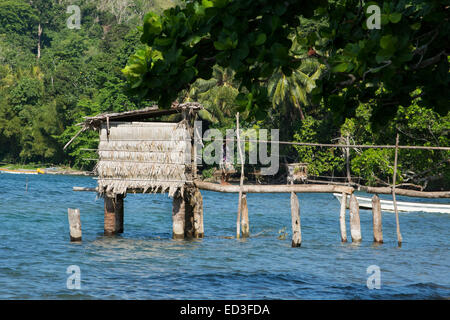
122;0;449;188
0;0;179;168
124;0;449;122
0;0;448;189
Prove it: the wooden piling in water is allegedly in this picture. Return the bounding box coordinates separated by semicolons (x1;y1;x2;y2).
339;192;347;242
68;208;82;242
117;194;124;234
290;192;301;247
372;195;383;243
349;194;362;242
241;193;250;238
192;188;204;238
104;195;123;235
392;133;403;246
172;191;186;240
236;112;245;239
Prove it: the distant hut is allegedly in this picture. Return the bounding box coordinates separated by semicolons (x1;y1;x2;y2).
72;102;204;238
286;163;308;183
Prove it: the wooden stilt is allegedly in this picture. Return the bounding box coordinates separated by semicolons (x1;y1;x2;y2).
290;192;301;247
339;192;347;242
184;189;195;239
116;194;124;234
392;133;403;246
236;112;245;239
68;208;82;242
193;188;204;238
104;196;122;235
241;193;250;238
172;191;186;240
372;195;383;243
349;194;362;242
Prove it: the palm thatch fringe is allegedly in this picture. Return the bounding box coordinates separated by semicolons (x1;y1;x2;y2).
96;121;191;197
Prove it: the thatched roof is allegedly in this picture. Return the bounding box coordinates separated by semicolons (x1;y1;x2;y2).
82;101;203;130
64;101;202;150
96;121;191;197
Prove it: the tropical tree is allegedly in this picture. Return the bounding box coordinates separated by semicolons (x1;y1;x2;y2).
123;0;449;126
184;66;241;127
268;60;322;122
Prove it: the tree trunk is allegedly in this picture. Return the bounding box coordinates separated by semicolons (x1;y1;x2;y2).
37;23;42;59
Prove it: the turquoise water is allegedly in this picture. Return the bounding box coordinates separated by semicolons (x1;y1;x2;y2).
0;173;448;299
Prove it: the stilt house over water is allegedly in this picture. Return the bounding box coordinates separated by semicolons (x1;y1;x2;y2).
76;102;205;238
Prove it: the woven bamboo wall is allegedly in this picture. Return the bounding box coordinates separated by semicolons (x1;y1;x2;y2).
96;121;191;196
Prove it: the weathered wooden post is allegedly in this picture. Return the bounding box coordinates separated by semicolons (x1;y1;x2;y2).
290;192;301;247
339;192;348;242
104;195;123;235
172;191;186;240
241;193;250;238
116;194;124;234
184;191;195;239
236;112;245;239
68;208;82;242
372;195;383;243
192;188;204;238
349;194;362;242
392;133;403;246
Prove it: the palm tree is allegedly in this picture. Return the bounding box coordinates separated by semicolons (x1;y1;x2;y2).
268;59;322;121
184;65;240;127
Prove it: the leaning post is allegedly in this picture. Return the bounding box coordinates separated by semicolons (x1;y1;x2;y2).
236;112;245;239
392;133;403;246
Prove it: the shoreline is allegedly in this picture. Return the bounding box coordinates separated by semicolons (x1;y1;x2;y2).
0;165;94;177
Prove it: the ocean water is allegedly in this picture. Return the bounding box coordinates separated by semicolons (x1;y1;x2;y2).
0;173;448;299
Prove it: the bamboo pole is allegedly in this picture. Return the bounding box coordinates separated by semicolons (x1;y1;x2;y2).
290;190;301;247
63;126;86;150
241;193;250;238
68;208;82;242
339;192;347;242
236;112;244;239
372;195;383;243
392;133;403;246
349;194;362;242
